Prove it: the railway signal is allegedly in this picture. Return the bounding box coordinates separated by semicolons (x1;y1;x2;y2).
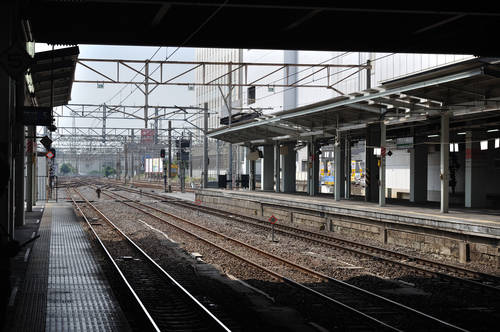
269;215;278;242
40;135;52;150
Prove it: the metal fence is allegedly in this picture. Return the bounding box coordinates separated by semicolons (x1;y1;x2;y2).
37;175;47;201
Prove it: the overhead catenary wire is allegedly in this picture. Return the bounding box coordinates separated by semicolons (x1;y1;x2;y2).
95;0;229;130
251;52;411;106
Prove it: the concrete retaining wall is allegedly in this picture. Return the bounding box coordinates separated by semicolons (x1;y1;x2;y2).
196;190;500;266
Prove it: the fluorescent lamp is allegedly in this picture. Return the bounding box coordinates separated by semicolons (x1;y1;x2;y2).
457;132;466;135
250;139;266;144
427;134;439;138
272;135;291;140
487;129;499;132
300;130;323;137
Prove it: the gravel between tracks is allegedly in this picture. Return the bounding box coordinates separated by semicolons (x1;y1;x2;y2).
102;186;500;332
69;185;500;331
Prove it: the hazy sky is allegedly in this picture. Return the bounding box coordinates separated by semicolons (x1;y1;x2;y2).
36;43;197;129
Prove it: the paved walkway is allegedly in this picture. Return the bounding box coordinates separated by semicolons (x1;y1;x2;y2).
7;202;131;332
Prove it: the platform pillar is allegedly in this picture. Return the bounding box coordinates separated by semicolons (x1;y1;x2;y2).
345;137;351;199
440;112;450;213
465;131;487;208
312;141;320;196
410;137;428;202
202;102;208;188
365;124;380;202
307;142;312;196
379;121;386;207
307;141;319;196
14;73;25;226
334;140;341;201
282;142;296;193
249;157;256;191
274;142;280;192
0;1;14;240
262;145;274;191
26;126;35;212
339;137;346;198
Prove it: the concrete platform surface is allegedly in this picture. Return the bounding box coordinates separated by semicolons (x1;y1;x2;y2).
5;202;131;332
152;190;195;202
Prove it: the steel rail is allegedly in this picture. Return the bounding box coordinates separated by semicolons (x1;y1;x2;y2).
70;190;161;332
100;187;468;332
117;184;500;290
94;189;401;331
72;188;232;332
102;190;327;282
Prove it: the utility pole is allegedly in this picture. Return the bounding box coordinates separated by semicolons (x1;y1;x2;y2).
130;150;134;180
144;61;149;128
124;138;128;184
203;102;208;188
102;104;106;143
228;62;233;189
154;106;158;144
116;151;121;180
180;132;185;193
168;120;172;192
216;139;220;177
189;131;193;179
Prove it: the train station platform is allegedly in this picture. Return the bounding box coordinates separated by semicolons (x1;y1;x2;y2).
4;202;131;332
196;189;500;266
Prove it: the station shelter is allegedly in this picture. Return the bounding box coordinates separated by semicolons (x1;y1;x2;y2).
208;57;500;213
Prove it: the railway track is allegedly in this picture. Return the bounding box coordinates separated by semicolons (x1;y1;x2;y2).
70;187;231;332
95;186;468;332
107;178;195;192
108;183;500;292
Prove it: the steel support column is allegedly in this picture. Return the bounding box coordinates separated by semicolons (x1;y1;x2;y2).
282;142;296;193
228;62;233;190
202;103;208;188
334;139;341;201
26;126;34;212
14;80;25;226
379;121;386;207
440;112;450;213
333;140;342;201
144;61;149;128
274;142;280;192
345;137;351;199
410;137;428;203
249;157;256;191
263;145;274;191
0;1;13;240
168;120;172;179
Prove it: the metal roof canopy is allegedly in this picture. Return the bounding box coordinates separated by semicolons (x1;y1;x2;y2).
208;57;500;144
31;46;79;107
381;57;500;107
22;2;500;56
